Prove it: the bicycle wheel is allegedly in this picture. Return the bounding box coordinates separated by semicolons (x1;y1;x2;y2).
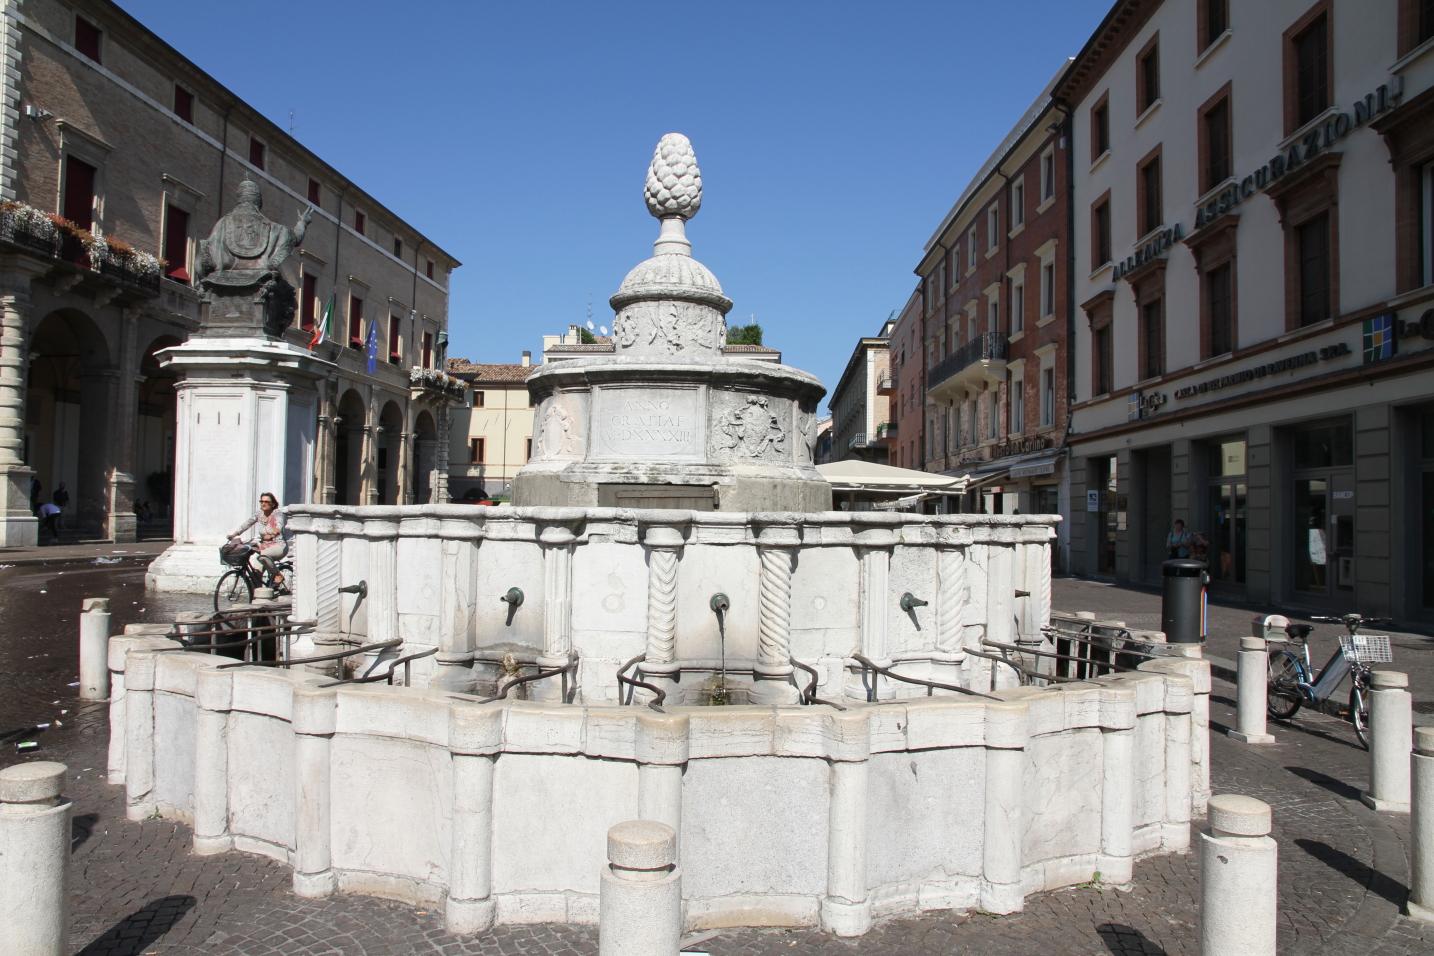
214;568;254;613
1266;650;1304;720
1349;682;1371;750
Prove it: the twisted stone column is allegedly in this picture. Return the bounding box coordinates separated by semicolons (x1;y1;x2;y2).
935;536;967;656
753;521;800;704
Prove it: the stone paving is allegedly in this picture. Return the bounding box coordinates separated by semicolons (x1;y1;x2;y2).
1;559;1431;954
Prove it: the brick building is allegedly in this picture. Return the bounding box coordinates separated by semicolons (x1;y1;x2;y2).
913;64;1072;564
0;0;459;545
887;289;925;472
1061;0;1434;623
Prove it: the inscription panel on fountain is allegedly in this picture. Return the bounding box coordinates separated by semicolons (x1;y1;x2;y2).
593;386;701;459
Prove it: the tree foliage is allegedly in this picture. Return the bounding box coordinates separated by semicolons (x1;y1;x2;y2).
578;327;597;344
725;322;764;346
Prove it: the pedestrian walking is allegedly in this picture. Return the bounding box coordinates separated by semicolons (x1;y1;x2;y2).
1166;519;1193;559
38;501;61;543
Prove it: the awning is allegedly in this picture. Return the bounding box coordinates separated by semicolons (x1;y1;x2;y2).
817;459;969;495
1009;451;1061;479
965;469;1009;491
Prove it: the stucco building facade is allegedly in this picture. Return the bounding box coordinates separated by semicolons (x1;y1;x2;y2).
0;0;459;546
1061;0;1434;622
828;320;893;464
447;354;535;501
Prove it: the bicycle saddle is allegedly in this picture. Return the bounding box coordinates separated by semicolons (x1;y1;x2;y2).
1285;623;1314;640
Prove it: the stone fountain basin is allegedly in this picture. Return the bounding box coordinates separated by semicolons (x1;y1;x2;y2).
109;635;1209;936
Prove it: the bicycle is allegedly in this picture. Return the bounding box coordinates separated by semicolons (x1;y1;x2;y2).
1265;612;1394;749
215;541;293;613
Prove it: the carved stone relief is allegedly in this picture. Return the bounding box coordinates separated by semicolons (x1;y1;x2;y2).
712;394;787;460
797;410;816;464
613;300;724;355
535;398;580;459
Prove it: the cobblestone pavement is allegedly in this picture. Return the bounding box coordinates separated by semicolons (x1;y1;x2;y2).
1;564;1430;954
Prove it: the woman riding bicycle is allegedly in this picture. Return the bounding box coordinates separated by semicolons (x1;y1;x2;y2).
228;491;290;585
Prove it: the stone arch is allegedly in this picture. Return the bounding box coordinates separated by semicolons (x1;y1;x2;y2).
334;389;367;506
25;308;112;533
135;334;182;533
376;399;404;505
412;409;437;504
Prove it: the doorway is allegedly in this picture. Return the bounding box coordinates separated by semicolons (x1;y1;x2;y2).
1205;437;1247;589
1290;419;1354;601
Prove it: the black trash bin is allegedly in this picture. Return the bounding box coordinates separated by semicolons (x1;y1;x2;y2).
1161;559;1208;644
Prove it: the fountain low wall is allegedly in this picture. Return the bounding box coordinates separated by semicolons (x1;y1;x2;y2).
107;634;1209;936
284;506;1058;703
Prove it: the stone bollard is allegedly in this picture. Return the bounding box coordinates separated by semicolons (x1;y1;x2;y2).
1362;670;1413;813
79;597;111;700
0;762;72;956
1410;727;1434;922
1230;637;1274;744
1200;794;1276;956
599;820;681;956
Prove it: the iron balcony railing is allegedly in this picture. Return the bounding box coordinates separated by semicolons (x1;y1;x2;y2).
875;421;896;439
0;213;162;297
928;332;1008;390
848;432;867;449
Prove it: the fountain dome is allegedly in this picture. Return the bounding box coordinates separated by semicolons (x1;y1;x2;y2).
513;133;831;512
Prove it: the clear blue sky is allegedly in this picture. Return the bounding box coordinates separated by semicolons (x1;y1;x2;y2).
121;0;1108;412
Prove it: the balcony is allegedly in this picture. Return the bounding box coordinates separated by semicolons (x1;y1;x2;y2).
928;332;1008;402
877;373;894;393
848;432;868;450
0;208;162;301
875;421;896;440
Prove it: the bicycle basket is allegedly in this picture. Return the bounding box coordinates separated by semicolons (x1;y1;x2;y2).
218;541;251;567
1338;634;1393;664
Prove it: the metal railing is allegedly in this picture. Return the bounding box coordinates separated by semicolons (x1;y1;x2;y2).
928;332;1008;389
472;650;580;705
1043;617;1173;680
848;432;867;449
616;654;668;711
326;646;438;687
219;638;402;671
790;656;846;710
849;652;997;701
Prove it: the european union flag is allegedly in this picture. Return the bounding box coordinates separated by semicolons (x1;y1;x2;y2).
365;319;379;373
1362;312;1396;364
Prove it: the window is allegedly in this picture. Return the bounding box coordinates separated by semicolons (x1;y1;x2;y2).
1423;161;1434;287
1041;148;1056;202
988;391;999;439
300;273;317;331
469;438;485;464
62;155;96;231
162;205;189;282
307;178;321;205
967;228;977;270
1010;367;1025;434
1137;36;1161;114
1094;324;1113;395
425;259;434;280
1041;367;1056;427
173;85;194;123
348;294;364;348
1423;0;1434;46
1201;90;1233;193
1288;8;1330;131
1208;262;1234;355
1041;261;1055;318
1092;194;1112;269
947;247;959;289
388;315;402;364
1011;278;1025;334
1141;297;1165;379
393;237;403;259
1091;94;1111;161
474;391;486;408
1138;148;1163;237
354;210;366;236
988;295;999;334
422;331;433;368
1297;212;1331;326
1011;177;1025;228
1199;0;1229;52
987;205;999;250
74;15;101;62
249;137;266;171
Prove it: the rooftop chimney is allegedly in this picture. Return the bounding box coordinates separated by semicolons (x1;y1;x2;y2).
521;350;531;367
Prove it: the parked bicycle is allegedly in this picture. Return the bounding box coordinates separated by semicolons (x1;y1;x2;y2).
1265;612;1393;749
214;541;292;613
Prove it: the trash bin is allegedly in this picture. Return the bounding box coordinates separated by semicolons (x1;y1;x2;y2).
1162;559;1208;644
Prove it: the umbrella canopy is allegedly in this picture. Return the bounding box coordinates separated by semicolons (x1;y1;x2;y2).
817;459;968;495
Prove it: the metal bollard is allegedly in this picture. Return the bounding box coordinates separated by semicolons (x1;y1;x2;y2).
1362;670;1412;813
79;597;112;700
1230;637;1274;744
599;820;681;956
0;762;71;956
1410;727;1434;922
1199;793;1276;956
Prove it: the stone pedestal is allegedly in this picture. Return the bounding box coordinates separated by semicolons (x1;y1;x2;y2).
147;337;329;592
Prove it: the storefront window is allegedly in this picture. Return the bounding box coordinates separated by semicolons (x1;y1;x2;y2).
1291;419;1354;598
1206;437;1247;586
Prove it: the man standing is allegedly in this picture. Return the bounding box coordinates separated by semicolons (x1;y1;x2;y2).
1166;518;1193;559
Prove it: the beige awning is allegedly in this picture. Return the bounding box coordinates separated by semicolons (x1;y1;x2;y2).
817;459;969;495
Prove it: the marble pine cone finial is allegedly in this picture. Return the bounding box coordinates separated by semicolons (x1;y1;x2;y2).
644;133;703;221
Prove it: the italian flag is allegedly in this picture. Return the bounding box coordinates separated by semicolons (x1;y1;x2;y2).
309;293;334;348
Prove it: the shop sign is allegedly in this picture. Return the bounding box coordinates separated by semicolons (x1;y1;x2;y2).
991;435;1052;459
1361;312;1396;364
1127;390;1167;421
1398;308;1434;341
1086;490;1100;512
1173;343;1351;400
1194;78;1403;230
1113;225;1183;281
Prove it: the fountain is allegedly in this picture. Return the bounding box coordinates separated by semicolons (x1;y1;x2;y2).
109;134;1209;939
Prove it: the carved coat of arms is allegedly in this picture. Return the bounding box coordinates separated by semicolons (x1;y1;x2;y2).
716;396;786;459
537;401;576;458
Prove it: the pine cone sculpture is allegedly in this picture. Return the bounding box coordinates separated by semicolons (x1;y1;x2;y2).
644;133;703;221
